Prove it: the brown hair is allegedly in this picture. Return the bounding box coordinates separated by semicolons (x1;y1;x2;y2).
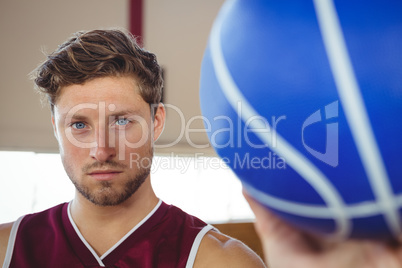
33;29;163;114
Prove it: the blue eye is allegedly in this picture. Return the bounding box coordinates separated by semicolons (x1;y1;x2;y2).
72;122;86;129
116;118;130;126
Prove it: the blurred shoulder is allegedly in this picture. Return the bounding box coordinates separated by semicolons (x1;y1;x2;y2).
193;229;266;268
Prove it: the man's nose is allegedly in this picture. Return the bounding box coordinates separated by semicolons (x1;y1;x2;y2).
89;127;116;162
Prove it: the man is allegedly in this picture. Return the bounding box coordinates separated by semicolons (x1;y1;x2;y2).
0;29;265;267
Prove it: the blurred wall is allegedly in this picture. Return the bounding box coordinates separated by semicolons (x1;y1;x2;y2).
0;0;225;154
144;0;224;154
0;0;129;152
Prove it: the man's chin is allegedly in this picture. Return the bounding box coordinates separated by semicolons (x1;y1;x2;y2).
71;166;150;207
90;197;126;207
83;187;132;207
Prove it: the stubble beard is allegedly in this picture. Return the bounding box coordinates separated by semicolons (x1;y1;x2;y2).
64;149;153;207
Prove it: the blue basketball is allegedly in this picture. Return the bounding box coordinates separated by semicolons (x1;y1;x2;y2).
200;0;402;240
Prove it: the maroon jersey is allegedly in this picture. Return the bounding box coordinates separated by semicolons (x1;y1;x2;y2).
3;200;212;268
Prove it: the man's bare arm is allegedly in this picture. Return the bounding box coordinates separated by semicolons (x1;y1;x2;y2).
194;230;266;267
0;222;13;266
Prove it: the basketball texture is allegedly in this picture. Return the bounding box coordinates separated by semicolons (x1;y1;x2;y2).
200;0;402;240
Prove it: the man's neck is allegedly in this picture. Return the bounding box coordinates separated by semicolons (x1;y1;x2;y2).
69;179;159;256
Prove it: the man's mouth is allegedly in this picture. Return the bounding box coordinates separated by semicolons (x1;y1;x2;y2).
88;170;123;181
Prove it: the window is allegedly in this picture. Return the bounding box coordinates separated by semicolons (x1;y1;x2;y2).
0;151;254;224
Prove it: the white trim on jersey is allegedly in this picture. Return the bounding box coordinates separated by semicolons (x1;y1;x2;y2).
185;224;214;268
2;215;25;268
67;202;106;267
67;199;163;266
100;199;162;260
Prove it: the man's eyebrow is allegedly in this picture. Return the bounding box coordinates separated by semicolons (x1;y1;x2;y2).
61;114;89;121
59;109;140;121
108;109;140;117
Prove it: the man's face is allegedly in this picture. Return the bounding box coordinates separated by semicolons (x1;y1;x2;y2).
52;76;165;206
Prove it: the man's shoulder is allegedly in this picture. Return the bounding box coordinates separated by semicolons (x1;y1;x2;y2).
0;203;69;266
0;221;13;244
194;229;266;267
0;221;14;266
14;203;67;230
0;204;67;253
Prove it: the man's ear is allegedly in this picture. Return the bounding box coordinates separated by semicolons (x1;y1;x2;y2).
51;116;59;141
152;103;166;142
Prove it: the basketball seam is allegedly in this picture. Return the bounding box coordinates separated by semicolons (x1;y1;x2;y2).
312;0;401;237
244;182;402;219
